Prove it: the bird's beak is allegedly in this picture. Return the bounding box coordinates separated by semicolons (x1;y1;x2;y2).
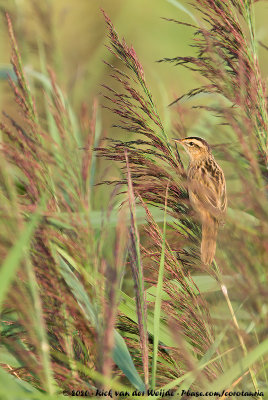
172;138;184;144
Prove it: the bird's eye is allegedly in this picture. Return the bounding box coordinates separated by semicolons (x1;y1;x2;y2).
188;142;195;146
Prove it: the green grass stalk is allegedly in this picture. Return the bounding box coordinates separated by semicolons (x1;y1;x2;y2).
220;283;260;396
151;183;169;389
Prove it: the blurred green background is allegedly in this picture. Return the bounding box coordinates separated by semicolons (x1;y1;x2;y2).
0;0;195;110
0;1;266;109
1;0;268;131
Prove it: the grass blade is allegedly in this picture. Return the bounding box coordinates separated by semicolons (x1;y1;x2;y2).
58;254;145;390
0;196;46;312
164;0;198;24
126;150;149;388
113;331;145;392
211;338;268;394
151;183;169;388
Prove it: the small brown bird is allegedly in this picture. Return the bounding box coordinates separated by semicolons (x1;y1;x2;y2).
174;137;227;265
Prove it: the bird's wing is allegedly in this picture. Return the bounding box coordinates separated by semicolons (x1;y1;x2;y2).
188;163;226;221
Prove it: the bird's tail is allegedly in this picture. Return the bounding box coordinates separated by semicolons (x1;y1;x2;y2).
201;217;219;265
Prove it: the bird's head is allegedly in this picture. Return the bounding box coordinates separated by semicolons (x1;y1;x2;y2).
173;137;211;161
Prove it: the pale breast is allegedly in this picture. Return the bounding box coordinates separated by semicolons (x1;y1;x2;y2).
187;156;227;221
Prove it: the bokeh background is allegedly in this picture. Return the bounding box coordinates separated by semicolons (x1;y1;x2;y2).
1;0;267;135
